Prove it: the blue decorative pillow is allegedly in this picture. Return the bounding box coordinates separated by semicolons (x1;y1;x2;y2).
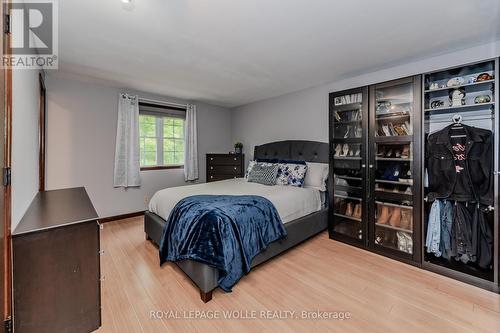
247;163;278;186
276;163;308;187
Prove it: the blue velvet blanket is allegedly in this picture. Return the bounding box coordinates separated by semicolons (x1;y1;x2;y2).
159;195;287;291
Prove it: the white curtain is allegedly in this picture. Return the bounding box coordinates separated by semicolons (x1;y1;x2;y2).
184;103;199;181
113;93;141;187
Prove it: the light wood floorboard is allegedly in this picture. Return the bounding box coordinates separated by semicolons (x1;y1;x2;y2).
96;217;500;333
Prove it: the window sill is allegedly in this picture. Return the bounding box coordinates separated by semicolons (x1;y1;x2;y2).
141;165;184;171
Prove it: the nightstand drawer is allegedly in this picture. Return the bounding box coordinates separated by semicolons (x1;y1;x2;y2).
208;165;241;175
208;174;239;182
207;155;242;165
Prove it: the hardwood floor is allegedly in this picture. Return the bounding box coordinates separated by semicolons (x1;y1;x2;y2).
97;217;500;333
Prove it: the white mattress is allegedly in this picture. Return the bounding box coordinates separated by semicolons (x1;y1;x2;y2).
148;178;322;224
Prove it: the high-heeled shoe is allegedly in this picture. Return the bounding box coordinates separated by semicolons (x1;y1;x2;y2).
344;126;351;138
334;144;342;156
340;144;349;157
337;200;347;215
335;111;341;122
401;145;410;159
352;204;362;219
404;121;412;135
399;170;413;184
400;209;413;230
382;124;391;136
355;126;362;138
377;205;391;225
389;207;402;227
345;202;354;216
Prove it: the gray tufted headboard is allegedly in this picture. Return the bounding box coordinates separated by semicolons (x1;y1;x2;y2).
254;140;329;163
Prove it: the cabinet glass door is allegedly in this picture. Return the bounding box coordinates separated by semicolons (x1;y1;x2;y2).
330;88;368;244
370;77;421;258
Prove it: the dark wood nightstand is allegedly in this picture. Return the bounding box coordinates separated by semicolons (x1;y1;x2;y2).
206;153;244;182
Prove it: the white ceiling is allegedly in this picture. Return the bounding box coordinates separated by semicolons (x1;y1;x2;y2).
58;0;500;107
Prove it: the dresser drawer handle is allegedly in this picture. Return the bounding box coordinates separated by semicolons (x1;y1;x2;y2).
210;166;213;170
210;176;213;179
234;167;237;170
234;158;237;161
210;157;213;161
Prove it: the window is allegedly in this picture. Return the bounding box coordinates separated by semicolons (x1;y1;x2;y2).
139;102;185;169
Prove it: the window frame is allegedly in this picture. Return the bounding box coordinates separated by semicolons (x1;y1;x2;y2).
139;102;186;171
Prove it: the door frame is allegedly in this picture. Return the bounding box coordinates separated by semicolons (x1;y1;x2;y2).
39;73;46;192
1;0;13;330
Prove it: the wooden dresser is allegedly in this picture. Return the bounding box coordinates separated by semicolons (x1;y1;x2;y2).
206;153;244;182
12;187;101;333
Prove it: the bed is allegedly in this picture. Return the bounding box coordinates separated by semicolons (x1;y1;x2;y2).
144;140;329;302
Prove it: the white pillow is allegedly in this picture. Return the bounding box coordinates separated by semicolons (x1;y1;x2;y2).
245;160;256;178
303;162;329;191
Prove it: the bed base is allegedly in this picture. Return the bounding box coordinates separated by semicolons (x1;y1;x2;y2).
144;208;328;302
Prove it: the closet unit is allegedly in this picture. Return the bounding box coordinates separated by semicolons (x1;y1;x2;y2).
329;76;422;265
422;59;499;291
329;58;500;293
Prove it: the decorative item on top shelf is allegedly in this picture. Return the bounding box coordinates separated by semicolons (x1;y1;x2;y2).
430;100;445;109
446;77;465;87
429;82;439;90
476;72;493;82
474;95;492;104
449;88;466;107
234;142;243;154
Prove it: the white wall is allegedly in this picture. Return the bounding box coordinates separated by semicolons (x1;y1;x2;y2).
45;75;232;218
231;40;500;162
11;69;41;229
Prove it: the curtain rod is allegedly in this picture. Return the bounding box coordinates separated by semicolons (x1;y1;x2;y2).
138;97;187;109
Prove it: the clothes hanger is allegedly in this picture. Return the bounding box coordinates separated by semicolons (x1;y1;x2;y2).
450;114;467;138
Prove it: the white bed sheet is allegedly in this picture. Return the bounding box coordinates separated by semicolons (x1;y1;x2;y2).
148;178;322;224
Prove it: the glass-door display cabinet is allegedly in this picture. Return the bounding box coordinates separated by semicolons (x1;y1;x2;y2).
329;77;422;265
328;87;369;246
369;76;422;264
422;59;499;292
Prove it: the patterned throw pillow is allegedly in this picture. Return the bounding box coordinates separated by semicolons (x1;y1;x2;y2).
246;160;274;178
247;163;278;186
276;163;308;187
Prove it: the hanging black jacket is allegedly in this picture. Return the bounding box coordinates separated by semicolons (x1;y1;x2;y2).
426;124;494;206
